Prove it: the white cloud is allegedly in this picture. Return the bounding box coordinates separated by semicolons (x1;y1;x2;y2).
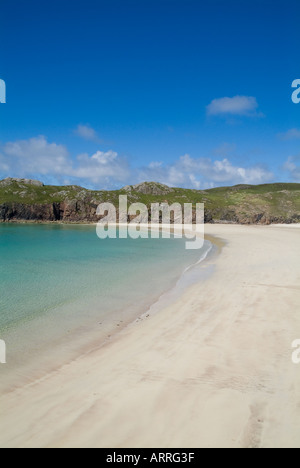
278;128;300;140
148;161;163;169
138;154;273;189
0;136;129;189
73;151;129;184
207;96;262;117
0;136;71;176
0;136;275;190
283;156;300;182
188;174;202;190
92;150;118;164
74;124;99;142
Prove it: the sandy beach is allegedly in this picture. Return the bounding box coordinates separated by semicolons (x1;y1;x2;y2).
0;224;300;448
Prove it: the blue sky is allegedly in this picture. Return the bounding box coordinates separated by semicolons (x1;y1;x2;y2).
0;0;300;189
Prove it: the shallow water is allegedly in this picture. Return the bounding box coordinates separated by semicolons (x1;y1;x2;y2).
0;224;212;391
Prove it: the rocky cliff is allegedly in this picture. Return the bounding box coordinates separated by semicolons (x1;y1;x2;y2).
0;178;300;224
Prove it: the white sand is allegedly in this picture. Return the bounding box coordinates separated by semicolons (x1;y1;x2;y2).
0;224;300;448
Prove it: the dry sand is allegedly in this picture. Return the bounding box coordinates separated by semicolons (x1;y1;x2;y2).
0;224;300;448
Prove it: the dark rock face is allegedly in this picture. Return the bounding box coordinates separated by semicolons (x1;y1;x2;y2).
203;210;300;225
59;199;99;222
0;203;59;222
0;199;102;223
1;202;299;225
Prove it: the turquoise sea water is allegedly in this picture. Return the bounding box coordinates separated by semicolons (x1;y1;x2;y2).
0;224;212;391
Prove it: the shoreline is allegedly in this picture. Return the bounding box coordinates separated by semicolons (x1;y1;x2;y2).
130;235;217;324
1;219;300;226
0;225;300;448
0;228;214;396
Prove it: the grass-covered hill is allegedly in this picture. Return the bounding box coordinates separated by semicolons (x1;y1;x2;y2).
0;178;300;224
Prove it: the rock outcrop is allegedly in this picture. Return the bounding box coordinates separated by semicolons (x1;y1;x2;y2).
0;200;101;223
122;182;175;195
0;178;44;187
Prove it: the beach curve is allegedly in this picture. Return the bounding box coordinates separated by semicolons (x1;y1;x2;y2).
0;224;300;448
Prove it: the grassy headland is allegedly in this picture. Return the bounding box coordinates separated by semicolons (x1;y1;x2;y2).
0;178;299;224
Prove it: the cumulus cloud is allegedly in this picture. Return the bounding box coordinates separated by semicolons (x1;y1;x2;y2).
74;124;100;142
283;156;300;182
0;136;129;188
0;135;274;190
139;154;273;189
278;128;300;140
73;151;130;184
207;96;262;117
0;136;72;176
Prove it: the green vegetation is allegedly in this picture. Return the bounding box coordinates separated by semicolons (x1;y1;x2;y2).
0;178;300;224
